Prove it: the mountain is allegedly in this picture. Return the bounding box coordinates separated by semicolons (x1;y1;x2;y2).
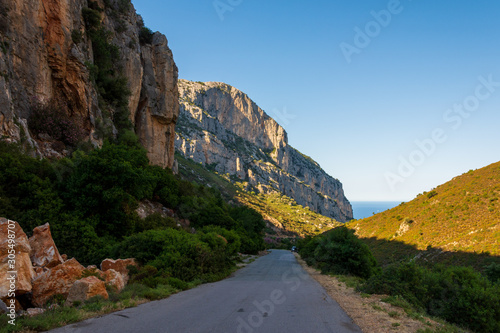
175;79;353;222
0;0;178;168
348;162;500;267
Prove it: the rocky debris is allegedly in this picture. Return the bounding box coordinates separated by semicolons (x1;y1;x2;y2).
24;308;46;317
136;199;175;220
31;258;85;307
396;218;414;237
103;269;126;292
0;218;136;316
0;218;35;302
65;276;108;306
29;223;64;268
175;80;352;222
101;258;138;284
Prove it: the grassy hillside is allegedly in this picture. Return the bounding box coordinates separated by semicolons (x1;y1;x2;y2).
348;161;500;268
176;153;341;238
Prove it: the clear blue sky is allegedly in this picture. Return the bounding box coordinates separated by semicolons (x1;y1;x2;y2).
133;0;500;201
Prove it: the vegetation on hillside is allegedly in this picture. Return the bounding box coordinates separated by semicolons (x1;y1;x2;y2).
175;153;341;240
348;162;500;269
298;227;500;333
0;138;265;275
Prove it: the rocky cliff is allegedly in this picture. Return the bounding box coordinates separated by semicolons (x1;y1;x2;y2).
0;0;178;168
175;80;353;222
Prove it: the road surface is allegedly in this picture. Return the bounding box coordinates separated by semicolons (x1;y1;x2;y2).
48;250;361;333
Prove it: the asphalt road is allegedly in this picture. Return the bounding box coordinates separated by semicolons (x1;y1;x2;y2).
48;250;361;333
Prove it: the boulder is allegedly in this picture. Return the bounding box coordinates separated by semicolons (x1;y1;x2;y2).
0;299;7;314
65;276;108;306
24;308;45;317
101;258;138;284
0;218;35;301
103;269;125;292
31;258;85;307
29;223;63;268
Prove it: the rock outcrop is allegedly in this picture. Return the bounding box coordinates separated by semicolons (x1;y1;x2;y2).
29;223;64;269
175;80;353;221
31;258;85;307
101;258;138;284
0;0;179;168
0;218;137;311
0;218;35;302
65;276;108;306
102;269;125;292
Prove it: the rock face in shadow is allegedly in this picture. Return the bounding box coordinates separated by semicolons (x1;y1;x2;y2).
0;0;178;168
175;80;353;222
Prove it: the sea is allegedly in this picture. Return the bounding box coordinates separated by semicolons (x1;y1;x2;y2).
350;201;401;220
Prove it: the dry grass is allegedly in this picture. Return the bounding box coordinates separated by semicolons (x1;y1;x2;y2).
348;162;500;267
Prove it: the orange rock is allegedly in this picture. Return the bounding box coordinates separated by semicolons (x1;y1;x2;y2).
31;258;85;307
101;258;138;284
103;269;125;292
65;276;108;306
0;218;35;301
29;223;63;268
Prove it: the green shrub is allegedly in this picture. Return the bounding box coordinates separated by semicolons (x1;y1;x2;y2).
136;213;178;232
139;26;154;45
361;262;500;332
312;227;379;278
485;262;500;283
113;228;233;282
71;29;83;44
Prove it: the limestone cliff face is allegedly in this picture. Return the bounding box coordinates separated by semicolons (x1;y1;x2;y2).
175;80;353;222
0;0;178;168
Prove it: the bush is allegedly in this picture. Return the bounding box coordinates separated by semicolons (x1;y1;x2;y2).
28;99;85;146
139;27;154;45
361;262;500;332
113;228;233;282
136;213;177;233
306;227;379;278
485;262;500;283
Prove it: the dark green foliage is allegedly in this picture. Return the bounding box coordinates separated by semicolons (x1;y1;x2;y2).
0;138;265;271
136;213;177;233
82;7;101;29
201;225;241;257
82;4;131;134
113;228;233;283
427;190;438;199
28;99;85;146
139;26;154;45
71;29;83;44
299;227;379;278
62;142;151;238
485;262;500;284
361;262;500;332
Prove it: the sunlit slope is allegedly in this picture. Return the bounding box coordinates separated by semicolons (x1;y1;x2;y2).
176;153;341;237
348;162;500;258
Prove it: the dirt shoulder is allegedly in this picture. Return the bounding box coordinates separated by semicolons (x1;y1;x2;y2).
294;254;444;333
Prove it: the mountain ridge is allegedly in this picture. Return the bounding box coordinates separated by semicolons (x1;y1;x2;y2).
175;79;353;222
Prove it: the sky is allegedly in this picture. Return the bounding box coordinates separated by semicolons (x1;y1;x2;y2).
133;0;500;202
